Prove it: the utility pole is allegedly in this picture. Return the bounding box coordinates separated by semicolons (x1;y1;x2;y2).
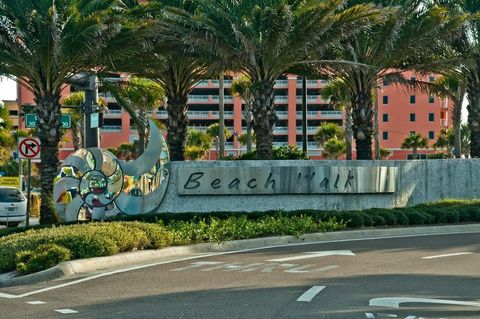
66;73;100;148
302;77;308;153
83;75;100;148
374;84;380;160
218;72;225;159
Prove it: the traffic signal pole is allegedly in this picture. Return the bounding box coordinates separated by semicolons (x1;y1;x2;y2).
83;75;100;148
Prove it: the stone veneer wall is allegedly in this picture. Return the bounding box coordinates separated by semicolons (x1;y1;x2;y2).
157;159;480;213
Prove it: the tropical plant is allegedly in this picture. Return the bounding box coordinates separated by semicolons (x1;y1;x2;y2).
0;101;15;165
185;129;212;160
231;76;254;152
321;78;353;160
401;133;428;159
430;74;466;158
380;147;392;160
106;77;164;155
314;122;345;147
322;138;346;160
61;92;85;151
238;132;256;147
206;123;232;159
0;0;155;224
312;0;465;160
433;128;454;157
181;0;381;159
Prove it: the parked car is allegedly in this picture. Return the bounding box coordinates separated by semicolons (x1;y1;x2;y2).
0;186;27;227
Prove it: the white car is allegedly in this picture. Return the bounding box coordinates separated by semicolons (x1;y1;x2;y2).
0;186;27;227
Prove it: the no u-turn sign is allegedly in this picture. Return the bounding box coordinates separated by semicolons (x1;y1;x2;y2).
18;137;41;160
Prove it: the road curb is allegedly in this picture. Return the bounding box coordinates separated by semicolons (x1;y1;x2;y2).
1;223;479;287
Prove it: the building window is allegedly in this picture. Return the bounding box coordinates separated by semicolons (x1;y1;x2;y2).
429;75;435;82
382;113;389;122
429;95;435;103
410;76;416;81
383;96;389;104
383;131;389;140
410;113;416;122
383;78;389;87
410;95;416;104
429;131;435;140
428;113;435;122
410;131;416;135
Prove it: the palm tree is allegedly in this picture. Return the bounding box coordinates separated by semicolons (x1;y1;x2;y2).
321;78;353;159
401;133;428;159
180;0;381;159
106;77;164;156
231;76;254;152
0;0;155;224
185;129;212;160
312;0;465;159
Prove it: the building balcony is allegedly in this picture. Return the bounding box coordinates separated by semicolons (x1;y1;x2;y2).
441;119;448;127
296;79;324;88
296;110;343;120
101;125;122;133
296;142;320;150
276;111;289;119
274;80;289;88
273;126;289;134
187;95;234;104
102;109;123;118
274;96;289;104
295;95;329;104
295;127;318;134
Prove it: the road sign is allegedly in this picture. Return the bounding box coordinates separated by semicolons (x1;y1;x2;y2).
18;137;41;159
25;114;72;129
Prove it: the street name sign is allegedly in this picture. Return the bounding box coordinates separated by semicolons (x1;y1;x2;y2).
25;113;72;129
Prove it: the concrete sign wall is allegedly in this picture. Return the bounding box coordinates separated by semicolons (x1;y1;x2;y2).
178;167;397;195
158;159;480;213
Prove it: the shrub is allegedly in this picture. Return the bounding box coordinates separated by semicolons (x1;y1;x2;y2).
372;215;386;226
16;244;71;275
393;211;409;225
406;211;426;225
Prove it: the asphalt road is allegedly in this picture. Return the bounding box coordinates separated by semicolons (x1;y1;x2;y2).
0;232;479;319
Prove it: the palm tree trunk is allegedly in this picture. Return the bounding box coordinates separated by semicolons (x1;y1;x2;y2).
351;92;373;160
345;106;353;160
137;110;148;156
246;122;253;152
467;66;480;158
453;101;462;159
251;81;276;160
71;124;81;151
36;93;62;225
166;94;189;161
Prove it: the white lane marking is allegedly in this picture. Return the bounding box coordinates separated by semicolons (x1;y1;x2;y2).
369;297;480;308
54;309;78;314
296;286;326;302
170;261;223;271
26;301;46;305
1;230;479;299
365;314;376;318
377;314;398;318
404;316;416;319
285;265;338;273
267;250;355;262
422;252;473;259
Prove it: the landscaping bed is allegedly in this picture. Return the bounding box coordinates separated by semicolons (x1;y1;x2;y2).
1;199;480;276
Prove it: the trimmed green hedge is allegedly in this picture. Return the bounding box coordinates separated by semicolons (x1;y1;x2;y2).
1;200;480;275
0;216;344;274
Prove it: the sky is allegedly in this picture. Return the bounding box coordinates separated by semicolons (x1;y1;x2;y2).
0;77;17;101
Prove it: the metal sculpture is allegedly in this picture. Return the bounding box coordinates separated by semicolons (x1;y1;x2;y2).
53;120;170;222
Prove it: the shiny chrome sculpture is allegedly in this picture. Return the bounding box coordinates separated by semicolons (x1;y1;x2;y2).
54;120;170;222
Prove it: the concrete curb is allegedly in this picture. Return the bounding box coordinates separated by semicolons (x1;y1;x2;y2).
1;223;480;287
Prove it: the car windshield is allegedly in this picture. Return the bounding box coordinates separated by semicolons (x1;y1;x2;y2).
0;188;25;202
